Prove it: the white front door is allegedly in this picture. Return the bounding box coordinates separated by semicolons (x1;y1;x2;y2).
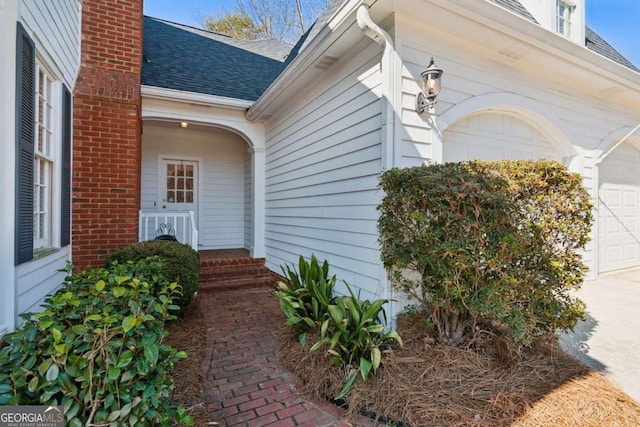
159;158;198;222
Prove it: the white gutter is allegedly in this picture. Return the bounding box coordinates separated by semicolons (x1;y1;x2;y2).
595;123;640;164
141;85;254;110
356;3;395;170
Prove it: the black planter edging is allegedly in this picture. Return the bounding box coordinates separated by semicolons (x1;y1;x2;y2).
327;396;411;427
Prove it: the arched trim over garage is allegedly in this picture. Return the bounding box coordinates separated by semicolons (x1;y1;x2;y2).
438;92;577;161
141;86;266;258
595;125;640;164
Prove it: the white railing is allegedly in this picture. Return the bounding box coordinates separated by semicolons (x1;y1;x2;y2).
139;210;199;251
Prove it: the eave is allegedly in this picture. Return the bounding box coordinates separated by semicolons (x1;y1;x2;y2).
141;85;254;110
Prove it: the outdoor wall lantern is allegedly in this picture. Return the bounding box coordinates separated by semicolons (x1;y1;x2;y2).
416;57;444;115
179;121;189;129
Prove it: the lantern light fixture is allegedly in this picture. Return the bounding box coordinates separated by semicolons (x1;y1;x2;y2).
179;121;189;128
416;57;444;115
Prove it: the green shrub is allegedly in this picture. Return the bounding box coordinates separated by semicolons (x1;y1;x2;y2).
106;240;200;315
378;160;593;346
275;255;402;398
310;282;402;399
274;254;337;344
0;259;193;426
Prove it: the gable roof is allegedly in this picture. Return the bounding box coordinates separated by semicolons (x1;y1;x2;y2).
142;16;290;101
489;0;538;23
585;26;639;72
489;0;638;71
143;1;637;103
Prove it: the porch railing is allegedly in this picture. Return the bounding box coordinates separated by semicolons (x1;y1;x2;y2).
139;211;199;251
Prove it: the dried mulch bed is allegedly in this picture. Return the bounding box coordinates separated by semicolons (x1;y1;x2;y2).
165;296;210;427
166;297;640;426
280;310;640;426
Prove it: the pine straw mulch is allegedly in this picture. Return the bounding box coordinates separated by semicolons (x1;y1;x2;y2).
165;295;210;427
280;310;640;427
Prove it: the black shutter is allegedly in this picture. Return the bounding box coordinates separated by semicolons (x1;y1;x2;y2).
15;22;35;265
61;86;71;247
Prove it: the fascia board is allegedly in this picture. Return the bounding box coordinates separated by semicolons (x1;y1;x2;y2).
436;0;640;89
246;0;369;121
141;85;254;110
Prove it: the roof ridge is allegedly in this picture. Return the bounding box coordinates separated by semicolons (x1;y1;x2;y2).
144;15;286;45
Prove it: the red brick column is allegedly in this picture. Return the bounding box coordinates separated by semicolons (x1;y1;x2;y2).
72;0;143;269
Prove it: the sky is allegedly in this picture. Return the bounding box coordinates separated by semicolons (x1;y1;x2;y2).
143;0;640;68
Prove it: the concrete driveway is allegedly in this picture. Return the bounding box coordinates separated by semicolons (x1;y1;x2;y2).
559;269;640;403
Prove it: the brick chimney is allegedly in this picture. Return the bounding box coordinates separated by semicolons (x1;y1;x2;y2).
72;0;143;268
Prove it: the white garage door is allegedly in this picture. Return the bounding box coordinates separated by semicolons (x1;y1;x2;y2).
443;112;561;162
598;143;640;273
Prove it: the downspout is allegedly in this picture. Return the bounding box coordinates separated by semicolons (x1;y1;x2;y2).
356;4;398;317
356;3;395;170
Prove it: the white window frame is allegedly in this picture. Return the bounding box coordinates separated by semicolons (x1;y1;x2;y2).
556;0;573;37
33;60;61;252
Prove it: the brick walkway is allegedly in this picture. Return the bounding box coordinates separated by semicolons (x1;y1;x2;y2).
199;288;378;427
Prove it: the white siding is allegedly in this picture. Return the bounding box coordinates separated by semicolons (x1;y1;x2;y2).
8;0;81;328
16;249;70;316
141;124;248;249
19;0;81;89
264;43;385;300
0;0;18;336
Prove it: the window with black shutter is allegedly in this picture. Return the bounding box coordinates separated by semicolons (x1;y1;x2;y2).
15;22;35;265
61;87;71;247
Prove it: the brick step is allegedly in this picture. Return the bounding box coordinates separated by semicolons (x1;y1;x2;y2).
200;258;266;268
198;275;276;292
199;265;270;281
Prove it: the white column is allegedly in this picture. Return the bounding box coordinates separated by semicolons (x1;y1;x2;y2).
251;147;266;258
0;0;18;335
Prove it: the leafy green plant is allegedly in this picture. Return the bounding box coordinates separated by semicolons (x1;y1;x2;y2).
274;254;337;344
378;160;592;346
311;282;402;399
106;240;200;316
0;259;193;426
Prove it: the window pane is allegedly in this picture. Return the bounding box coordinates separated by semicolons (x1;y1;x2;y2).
167;190;175;203
185;165;193;177
33;64;56;250
177;177;184;190
186;192;193;203
177;191;184;203
167;164;175;176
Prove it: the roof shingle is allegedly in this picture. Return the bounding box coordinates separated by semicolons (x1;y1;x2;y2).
142;17;290;101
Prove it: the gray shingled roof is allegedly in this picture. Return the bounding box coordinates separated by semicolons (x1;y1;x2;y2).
585;26;639;72
490;0;538;23
142;16;290;101
490;0;638;71
142;1;636;101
